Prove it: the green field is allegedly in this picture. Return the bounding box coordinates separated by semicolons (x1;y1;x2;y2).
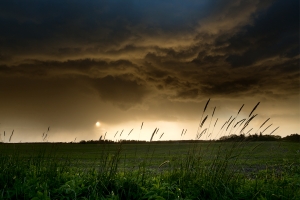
1;141;299;171
1;141;299;199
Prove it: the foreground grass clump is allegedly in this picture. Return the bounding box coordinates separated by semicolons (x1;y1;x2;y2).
0;142;299;199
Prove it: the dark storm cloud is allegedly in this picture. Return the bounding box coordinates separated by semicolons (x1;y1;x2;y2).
0;1;207;59
0;58;150;110
201;77;260;96
0;58;137;78
223;0;299;67
0;0;298;103
176;89;199;99
0;0;299;141
0;53;11;62
93;75;148;110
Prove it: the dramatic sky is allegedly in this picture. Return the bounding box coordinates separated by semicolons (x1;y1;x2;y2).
0;0;299;143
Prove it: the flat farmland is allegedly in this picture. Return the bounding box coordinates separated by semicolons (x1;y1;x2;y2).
1;141;299;199
1;141;299;173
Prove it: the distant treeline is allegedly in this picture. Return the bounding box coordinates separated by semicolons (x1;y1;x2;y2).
78;139;213;144
218;133;300;142
78;133;299;144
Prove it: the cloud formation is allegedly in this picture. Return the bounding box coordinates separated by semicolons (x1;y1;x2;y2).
0;0;298;141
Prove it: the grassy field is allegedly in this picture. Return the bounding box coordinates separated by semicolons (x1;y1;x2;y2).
1;100;299;199
0;141;299;199
1;141;299;171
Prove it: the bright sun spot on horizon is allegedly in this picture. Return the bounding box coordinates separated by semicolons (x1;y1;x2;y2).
95;122;101;127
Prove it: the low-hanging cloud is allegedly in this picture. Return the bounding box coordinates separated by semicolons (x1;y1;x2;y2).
93;75;149;110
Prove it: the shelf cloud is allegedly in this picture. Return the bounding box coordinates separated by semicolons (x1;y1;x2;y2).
0;0;298;142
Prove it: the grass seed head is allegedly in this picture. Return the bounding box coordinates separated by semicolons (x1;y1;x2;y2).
114;131;118;138
159;132;164;139
150;128;157;142
260;118;270;129
128;129;133;136
214;118;218;127
238;104;244;114
200;115;208;128
269;126;279;135
261;124;272;134
221;121;228;130
158;160;170;168
204;98;210;112
212;106;216;117
226;118;235;131
249;102;260;117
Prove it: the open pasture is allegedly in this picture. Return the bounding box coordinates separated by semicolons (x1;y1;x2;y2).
1;141;299;174
1;141;299;199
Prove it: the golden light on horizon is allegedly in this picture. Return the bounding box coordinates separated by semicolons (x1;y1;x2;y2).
95;122;101;127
